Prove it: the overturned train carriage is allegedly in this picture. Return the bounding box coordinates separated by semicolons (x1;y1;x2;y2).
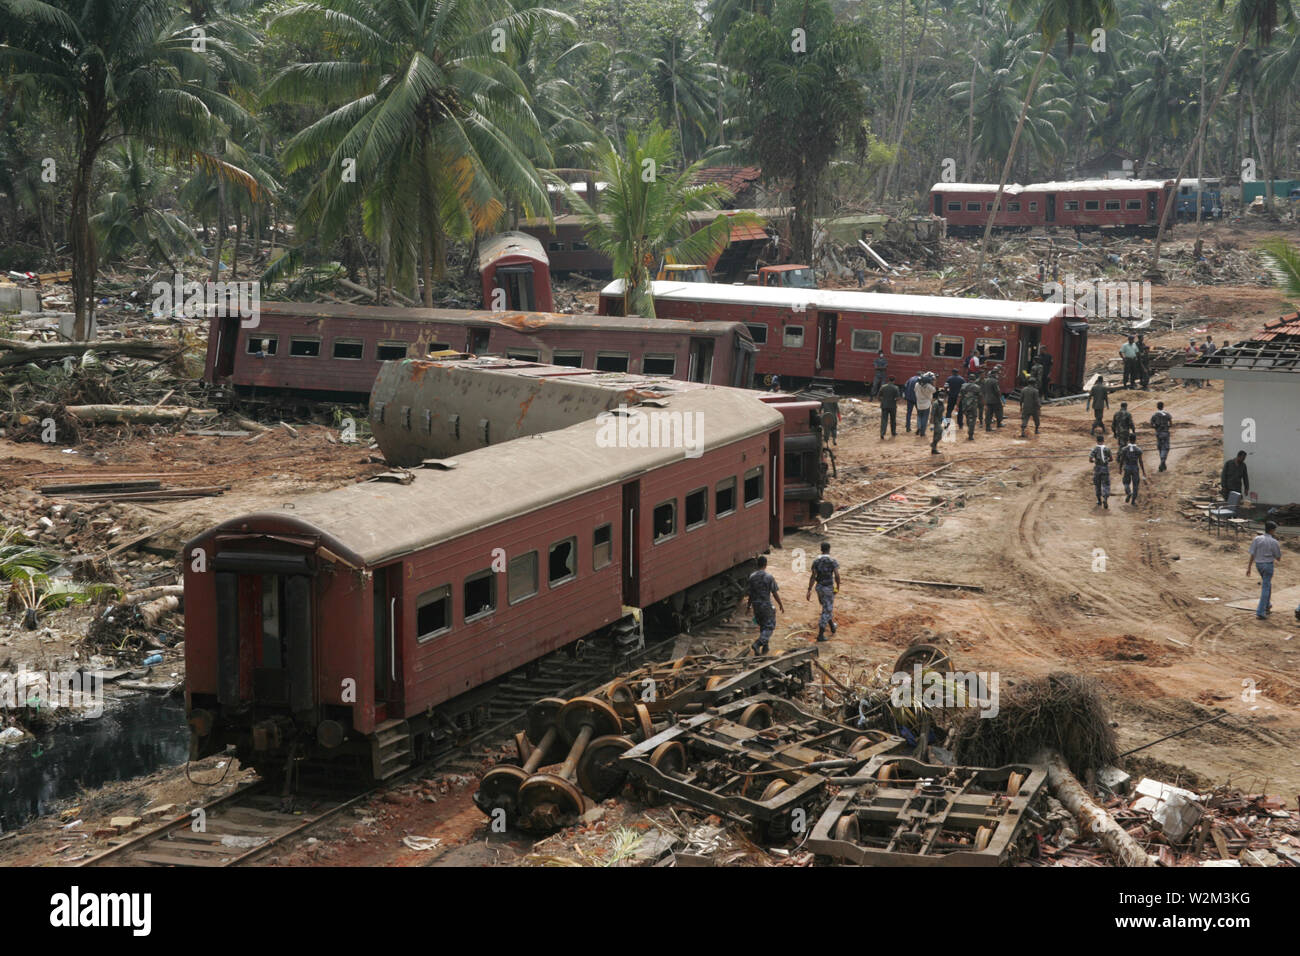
184;386;784;783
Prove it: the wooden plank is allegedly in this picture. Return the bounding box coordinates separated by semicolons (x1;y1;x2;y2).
105;518;188;558
887;578;984;592
134;849;229;867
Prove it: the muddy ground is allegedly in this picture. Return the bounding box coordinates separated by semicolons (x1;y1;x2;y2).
1;222;1297;866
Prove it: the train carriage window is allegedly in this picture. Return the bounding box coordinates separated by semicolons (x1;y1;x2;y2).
743;467;764;506
975;337;1007;361
376;341;408;360
685;488;708;530
1063;200;1080;211
1007;202;1021;212
572;241;590;251
1104;200;1121;211
548;538;577;586
783;326;804;348
332;338;364;360
506;349;539;362
643;354;676;376
553;350;583;367
746;324;768;344
966;202;981;212
1125;199;1142;210
932;334;964;358
947;202;962;212
417;586;452;642
508;551;538;604
716;477;737;517
1029;202;1038;211
596;351;630;372
548;241;567;252
289;337;321;357
891;332;922;356
850;330;882;352
593;524;612;570
463;571;496;622
1084;200;1100;211
653;501;676;543
426;342;451;355
246;336;278;356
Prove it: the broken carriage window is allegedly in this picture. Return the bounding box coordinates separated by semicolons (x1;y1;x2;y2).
508;551;538;604
247;336;278;355
783;326;804;348
715;477;737;517
743;467;763;506
653;501;676;542
417;585;451;641
548;538;576;586
289;337;321;357
932;334;964;358
463;571;496;622
745;324;768;344
593;524;612;569
376;342;409;360
685;488;707;529
976;338;1007;361
891;332;922;356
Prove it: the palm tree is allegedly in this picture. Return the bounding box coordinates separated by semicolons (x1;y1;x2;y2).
1121;22;1196;171
551;127;760;318
263;0;567;305
1260;238;1300;302
974;0;1118;279
0;0;257;339
91;141;199;270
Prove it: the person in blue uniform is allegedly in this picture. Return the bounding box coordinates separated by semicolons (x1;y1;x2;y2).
806;542;841;642
747;556;784;655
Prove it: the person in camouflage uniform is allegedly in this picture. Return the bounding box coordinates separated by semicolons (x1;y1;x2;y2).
980;368;1004;430
959;378;981;440
1118;433;1147;504
1149;402;1173;471
1111;401;1134;443
1019;381;1041;437
747;556;785;655
806;542;840;642
1089;436;1113;508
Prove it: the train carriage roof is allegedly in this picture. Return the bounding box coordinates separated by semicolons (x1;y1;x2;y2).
601;280;1066;326
255;301;749;339
199;384;781;566
477;231;549;270
932;179;1172;194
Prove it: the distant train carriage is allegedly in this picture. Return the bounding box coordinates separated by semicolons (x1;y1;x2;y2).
184;385;784;781
597;280;1083;396
478;231;553;312
204;302;758;401
931;179;1174;237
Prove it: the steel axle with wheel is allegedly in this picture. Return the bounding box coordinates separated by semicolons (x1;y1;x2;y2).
516;696;622;830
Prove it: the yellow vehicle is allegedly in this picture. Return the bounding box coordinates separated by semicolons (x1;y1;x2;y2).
656;263;712;283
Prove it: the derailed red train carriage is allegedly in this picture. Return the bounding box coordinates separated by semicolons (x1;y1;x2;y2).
184;386;784;781
931;179;1175;237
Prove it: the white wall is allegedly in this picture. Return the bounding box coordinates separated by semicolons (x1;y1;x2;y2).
1222;379;1300;505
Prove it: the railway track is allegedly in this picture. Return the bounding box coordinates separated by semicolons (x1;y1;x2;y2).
820;463;1016;537
79;633;685;867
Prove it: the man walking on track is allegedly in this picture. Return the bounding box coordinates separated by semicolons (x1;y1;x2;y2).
1246;521;1282;621
748;556;785;655
1090;435;1113;508
1149;402;1172;471
807;542;840;642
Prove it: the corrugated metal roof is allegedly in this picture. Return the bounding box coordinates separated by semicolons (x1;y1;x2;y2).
214;386;782;565
1177;314;1300;375
601;280;1066;326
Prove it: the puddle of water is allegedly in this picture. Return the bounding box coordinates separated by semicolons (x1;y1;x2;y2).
0;694;189;832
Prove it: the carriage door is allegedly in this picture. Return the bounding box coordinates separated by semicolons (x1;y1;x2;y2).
1146;191;1158;223
467;327;491;355
621;481;640;606
213;316;239;379
497;266;536;311
816;312;838;373
1045;194;1056;223
933;193;944;216
688;338;714;383
372;565;403;720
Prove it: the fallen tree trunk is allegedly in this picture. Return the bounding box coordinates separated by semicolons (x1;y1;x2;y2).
65;404;217;424
0;338;178;368
137;595;180;628
1039;749;1157;867
124;585;184;607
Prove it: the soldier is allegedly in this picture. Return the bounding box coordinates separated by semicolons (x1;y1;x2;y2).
1086;378;1110;431
806;542;840;642
959;378;981;440
1118;432;1147;504
1019;381;1041;437
930;405;947;455
1221;451;1249;501
1037;347;1054;392
1029;358;1045;392
1111;401;1133;443
877;376;900;439
747;556;785;655
1136;334;1152;389
1149;401;1173;471
821;407;838;446
980;369;1003;430
1089;436;1113;508
945;368;965;421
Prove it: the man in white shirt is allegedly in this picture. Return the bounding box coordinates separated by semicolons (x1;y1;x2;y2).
914;373;937;438
1247;521;1282;620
